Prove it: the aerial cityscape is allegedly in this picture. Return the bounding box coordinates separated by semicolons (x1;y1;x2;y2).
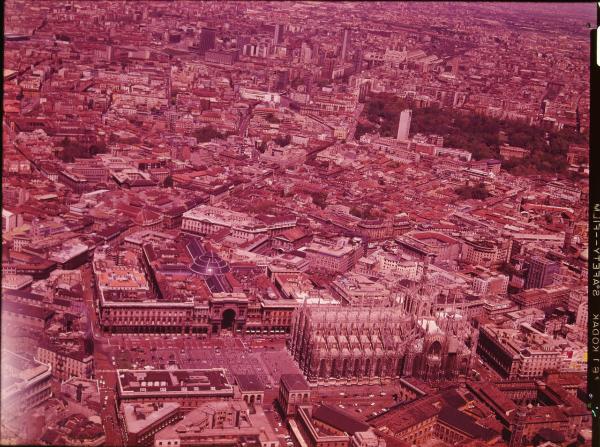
1;1;595;446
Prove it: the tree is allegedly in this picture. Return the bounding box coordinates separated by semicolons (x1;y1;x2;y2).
84;335;94;356
355;122;375;139
58;138;93;162
193;125;225;143
291;77;305;89
362;92;587;177
274;134;291;147
455;182;489;200
90;141;107;155
349;205;377;219
499;262;517;277
547;134;569;155
265;113;280;124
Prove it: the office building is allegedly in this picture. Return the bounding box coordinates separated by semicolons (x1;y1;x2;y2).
290;404;382;447
273;23;283;45
1;350;52;419
397;109;412;141
36;340;94;381
341;27;349;61
278;374;311;416
234;374;265;406
2;208;23;232
476;324;564;379
204;49;238;65
116;368;234;409
525;256;560;290
122;402;182;447
153;400;278;447
198;27;216;55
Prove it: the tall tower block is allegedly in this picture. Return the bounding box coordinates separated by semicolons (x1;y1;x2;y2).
274;24;283;45
341;28;349;61
397;109;412;141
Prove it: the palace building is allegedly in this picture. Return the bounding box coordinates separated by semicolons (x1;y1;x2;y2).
94;237;300;337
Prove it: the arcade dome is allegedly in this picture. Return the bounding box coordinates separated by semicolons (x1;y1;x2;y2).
190;251;230;276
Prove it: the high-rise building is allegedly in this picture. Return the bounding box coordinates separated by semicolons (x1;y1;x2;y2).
563;220;574;252
300;41;312;64
273;23;283;45
575;301;588;332
524;256;560;289
199;27;216;55
2;208;23;232
397;109;412;141
353;48;363;73
236;34;250;50
341;28;349;61
358;80;371;102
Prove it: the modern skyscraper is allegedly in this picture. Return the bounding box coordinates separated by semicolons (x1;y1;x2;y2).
353;48;363;73
358;80;371;102
199;27;216;55
273;24;283;45
397;109;412;141
341;28;349;61
563;223;573;252
300;42;312;64
524;256;560;289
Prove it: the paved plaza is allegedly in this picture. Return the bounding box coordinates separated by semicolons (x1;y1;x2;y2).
107;333;302;388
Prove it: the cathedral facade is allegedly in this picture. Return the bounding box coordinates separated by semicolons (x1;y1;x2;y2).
288;299;475;385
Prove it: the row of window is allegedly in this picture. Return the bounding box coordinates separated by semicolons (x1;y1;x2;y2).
105;309;188;317
108;318;185;324
3;312;45;325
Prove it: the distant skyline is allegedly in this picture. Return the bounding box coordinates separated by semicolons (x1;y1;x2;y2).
476;2;596;22
1;1;592;446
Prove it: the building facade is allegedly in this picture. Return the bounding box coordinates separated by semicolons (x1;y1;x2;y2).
524;256;560;290
278;374;311;416
397;109;412;141
116;368;234;410
289;304;473;385
1;350;52;419
36;344;94;382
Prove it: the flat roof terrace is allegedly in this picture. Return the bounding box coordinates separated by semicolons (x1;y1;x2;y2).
117;368;233;397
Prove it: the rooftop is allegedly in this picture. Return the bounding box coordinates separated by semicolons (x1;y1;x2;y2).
122;402;181;434
118;368;233;395
280;373;310;391
312;404;370;435
234;374;264;393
